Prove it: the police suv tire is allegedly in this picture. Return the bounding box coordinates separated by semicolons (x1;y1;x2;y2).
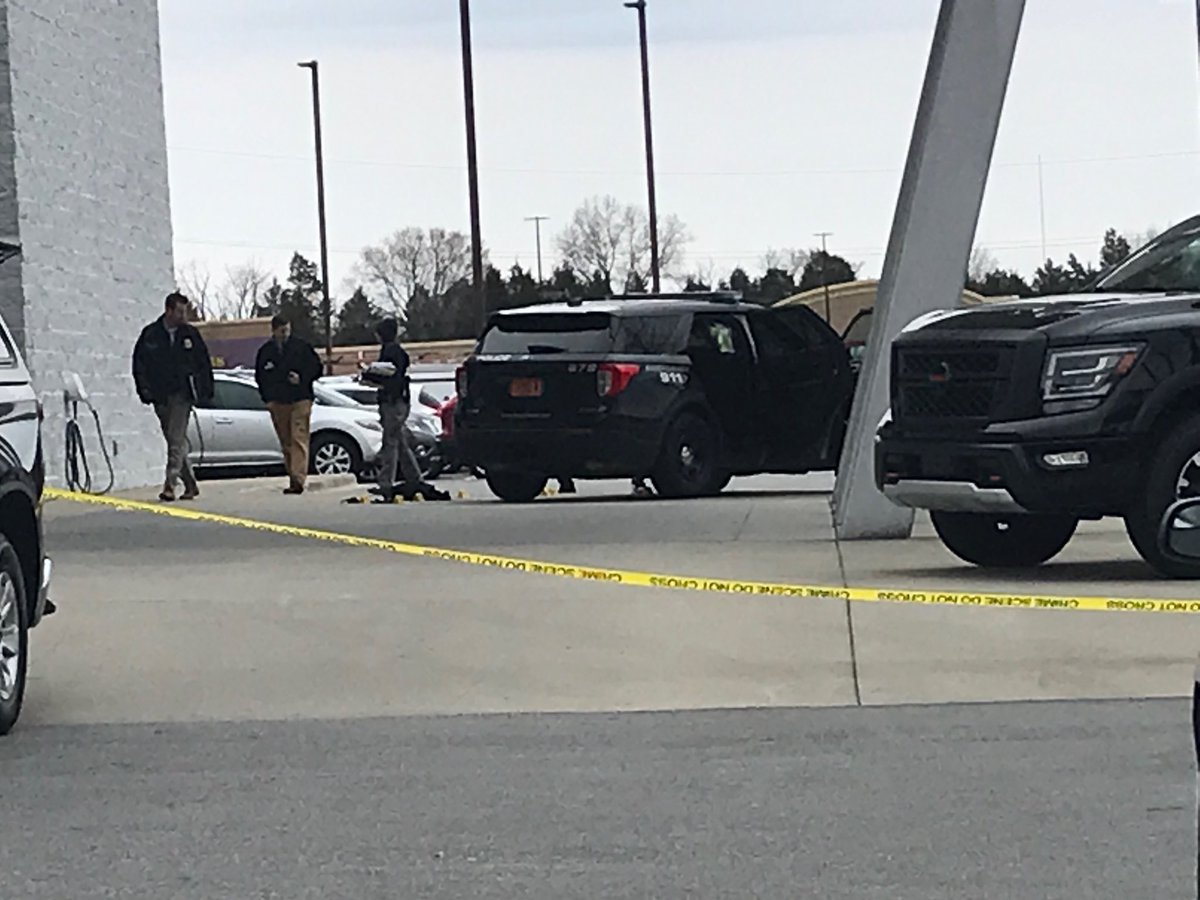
930;511;1077;569
1125;413;1200;578
486;470;548;503
0;537;29;736
651;411;724;499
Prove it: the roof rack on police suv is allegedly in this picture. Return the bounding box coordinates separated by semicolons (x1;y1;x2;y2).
564;290;743;307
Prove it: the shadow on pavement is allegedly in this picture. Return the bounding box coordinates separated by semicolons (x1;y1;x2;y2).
868;559;1162;586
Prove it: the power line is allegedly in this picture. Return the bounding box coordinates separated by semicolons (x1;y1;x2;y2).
175;233;1111;261
166;143;1200;179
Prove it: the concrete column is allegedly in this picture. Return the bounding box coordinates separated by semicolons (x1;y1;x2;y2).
832;0;1026;540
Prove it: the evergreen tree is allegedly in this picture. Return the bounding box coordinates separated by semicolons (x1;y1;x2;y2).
334;287;384;345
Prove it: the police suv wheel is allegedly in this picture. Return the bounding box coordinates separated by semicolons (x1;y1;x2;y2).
0;537;29;736
931;511;1077;569
1126;413;1200;577
651;412;725;499
486;470;548;503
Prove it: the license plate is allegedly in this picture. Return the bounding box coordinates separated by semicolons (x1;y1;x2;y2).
509;377;543;398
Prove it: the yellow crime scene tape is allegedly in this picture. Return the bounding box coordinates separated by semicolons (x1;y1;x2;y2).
43;487;1200;615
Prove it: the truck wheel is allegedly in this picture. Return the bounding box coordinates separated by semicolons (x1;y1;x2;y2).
651;412;724;498
931;511;1077;569
0;537;28;736
486;470;548;503
1126;413;1200;577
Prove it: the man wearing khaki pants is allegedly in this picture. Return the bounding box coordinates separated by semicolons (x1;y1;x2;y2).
254;315;323;494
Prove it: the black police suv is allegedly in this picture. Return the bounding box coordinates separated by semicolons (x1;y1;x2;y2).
456;293;856;502
875;213;1200;576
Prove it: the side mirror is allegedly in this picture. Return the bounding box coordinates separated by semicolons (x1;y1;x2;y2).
1157;497;1200;563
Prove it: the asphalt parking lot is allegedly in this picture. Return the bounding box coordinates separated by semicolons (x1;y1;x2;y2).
6;473;1199;898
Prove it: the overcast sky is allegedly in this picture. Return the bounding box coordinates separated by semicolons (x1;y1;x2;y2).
158;0;1200;297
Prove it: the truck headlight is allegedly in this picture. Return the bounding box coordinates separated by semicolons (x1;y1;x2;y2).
1042;345;1141;401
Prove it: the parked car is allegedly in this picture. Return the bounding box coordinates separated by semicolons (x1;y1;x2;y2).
189;372;384;478
455;291;856;501
875;213;1200;576
0;240;53;735
317;375;446;479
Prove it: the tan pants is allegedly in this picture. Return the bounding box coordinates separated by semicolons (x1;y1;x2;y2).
268;400;313;488
154;394;198;496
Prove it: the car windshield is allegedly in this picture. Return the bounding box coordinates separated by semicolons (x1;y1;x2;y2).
479;312;688;355
314;383;361;408
480;313;616;355
1093;221;1200;293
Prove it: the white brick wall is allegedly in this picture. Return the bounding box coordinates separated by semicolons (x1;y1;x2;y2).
1;0;173;490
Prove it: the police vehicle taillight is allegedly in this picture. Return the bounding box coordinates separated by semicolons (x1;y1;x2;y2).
596;363;640;397
455;365;468;398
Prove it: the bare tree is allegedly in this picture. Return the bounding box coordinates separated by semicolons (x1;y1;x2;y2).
222;261;271;320
427;227;473;297
557;195;691;291
1128;226;1160;251
354;227;478;318
176;261;215;320
968;247;999;283
762;247;810;279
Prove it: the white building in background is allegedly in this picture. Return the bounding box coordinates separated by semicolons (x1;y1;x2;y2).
0;0;173;489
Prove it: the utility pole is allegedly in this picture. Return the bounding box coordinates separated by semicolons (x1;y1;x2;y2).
524;215;549;283
459;0;486;331
815;231;834;325
624;0;660;292
297;60;333;374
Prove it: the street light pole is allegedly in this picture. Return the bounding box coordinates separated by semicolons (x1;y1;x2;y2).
459;0;486;331
815;231;834;325
524;215;549;283
297;60;333;375
624;0;660;293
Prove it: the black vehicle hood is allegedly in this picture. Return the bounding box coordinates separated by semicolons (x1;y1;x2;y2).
907;291;1200;341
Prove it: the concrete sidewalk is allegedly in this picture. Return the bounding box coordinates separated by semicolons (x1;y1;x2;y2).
35;473;1200;726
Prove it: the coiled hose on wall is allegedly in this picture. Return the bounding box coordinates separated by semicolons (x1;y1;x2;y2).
64;399;115;495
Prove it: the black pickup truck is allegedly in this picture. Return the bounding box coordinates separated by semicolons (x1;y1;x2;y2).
457;292;856;501
876;214;1200;576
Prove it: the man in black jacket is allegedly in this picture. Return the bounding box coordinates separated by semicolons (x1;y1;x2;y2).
366;318;422;501
132;291;214;502
255;315;324;494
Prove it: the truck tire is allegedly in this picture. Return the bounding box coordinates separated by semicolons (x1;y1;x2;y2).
486;470;548;503
0;537;29;736
651;411;725;499
1126;413;1200;577
931;511;1077;569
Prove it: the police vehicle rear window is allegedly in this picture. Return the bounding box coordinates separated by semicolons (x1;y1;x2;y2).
480;313;687;355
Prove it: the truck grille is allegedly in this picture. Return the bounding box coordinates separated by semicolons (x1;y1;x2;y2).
893;345;1013;424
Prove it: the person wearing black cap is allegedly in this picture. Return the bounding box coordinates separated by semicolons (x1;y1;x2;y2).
367;318;422;501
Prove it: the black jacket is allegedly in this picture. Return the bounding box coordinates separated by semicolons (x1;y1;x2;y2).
375;341;411;403
254;336;323;404
132;317;214;405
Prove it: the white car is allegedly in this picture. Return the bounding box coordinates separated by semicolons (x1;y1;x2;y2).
317;375;444;439
188;372;383;476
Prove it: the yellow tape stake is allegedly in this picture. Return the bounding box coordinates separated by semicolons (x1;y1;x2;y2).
44;488;1200;614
